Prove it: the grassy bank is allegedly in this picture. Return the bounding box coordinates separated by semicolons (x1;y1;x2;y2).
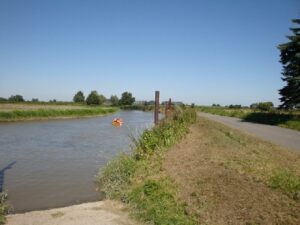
0;104;118;122
97;108;300;224
97;108;198;225
163;116;300;224
198;106;300;131
0;192;8;225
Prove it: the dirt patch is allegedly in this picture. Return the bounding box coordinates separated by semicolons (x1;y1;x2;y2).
163;117;300;225
6;200;141;225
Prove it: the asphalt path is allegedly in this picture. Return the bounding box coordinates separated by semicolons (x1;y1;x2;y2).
198;112;300;152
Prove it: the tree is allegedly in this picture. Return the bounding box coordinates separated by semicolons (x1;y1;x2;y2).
119;92;135;105
8;95;24;102
0;97;7;102
31;98;39;102
257;102;274;111
110;95;119;106
86;90;105;105
73;91;85;103
98;94;106;105
278;19;300;109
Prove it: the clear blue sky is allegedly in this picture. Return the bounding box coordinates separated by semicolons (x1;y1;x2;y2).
0;0;299;106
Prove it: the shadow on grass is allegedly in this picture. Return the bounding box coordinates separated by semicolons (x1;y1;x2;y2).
242;112;299;126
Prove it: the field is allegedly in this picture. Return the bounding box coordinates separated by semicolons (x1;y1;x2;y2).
198;106;300;131
97;109;300;225
0;103;118;122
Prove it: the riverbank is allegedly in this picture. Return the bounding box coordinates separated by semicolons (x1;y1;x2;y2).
197;106;300;131
97;109;300;225
0;103;118;122
6;200;141;225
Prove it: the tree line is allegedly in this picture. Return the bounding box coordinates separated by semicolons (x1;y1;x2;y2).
0;91;136;106
73;90;135;106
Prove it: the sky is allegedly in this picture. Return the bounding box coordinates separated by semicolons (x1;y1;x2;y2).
0;0;299;106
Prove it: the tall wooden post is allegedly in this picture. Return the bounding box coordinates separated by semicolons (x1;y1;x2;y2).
154;91;160;124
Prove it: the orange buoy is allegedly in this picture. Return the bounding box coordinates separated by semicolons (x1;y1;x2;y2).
112;118;123;127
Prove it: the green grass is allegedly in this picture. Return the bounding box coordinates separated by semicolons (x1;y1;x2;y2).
198;106;300;131
0;192;8;225
0;107;118;121
96;108;197;225
269;169;300;194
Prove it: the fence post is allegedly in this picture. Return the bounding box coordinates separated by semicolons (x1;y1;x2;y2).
154;91;160;124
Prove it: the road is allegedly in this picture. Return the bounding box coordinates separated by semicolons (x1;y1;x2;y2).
198;112;300;152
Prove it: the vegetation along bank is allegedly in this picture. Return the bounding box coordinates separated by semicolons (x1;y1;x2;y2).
198;106;300;131
0;103;118;122
97;108;300;225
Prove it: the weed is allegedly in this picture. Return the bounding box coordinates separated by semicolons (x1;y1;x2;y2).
96;154;136;199
269;169;300;194
0;192;9;225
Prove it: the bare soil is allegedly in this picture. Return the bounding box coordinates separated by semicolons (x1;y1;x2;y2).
163;116;300;225
7;201;141;225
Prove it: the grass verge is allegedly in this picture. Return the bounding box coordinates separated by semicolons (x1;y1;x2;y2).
198;106;300;131
162;116;300;224
96;108;197;225
0;107;118;122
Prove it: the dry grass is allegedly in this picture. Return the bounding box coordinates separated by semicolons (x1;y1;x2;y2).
163;116;300;225
0;103;86;112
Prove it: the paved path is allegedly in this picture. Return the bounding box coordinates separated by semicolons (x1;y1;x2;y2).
198;112;300;152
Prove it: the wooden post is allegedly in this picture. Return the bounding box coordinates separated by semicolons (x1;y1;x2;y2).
154;91;159;124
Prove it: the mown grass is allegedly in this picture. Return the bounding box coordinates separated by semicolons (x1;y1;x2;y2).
0;192;8;225
198;106;300;131
0;107;118;122
205;117;300;198
96;108;197;225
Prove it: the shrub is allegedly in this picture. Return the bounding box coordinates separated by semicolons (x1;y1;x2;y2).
257;102;274;111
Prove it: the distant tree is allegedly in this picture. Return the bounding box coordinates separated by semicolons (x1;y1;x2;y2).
250;103;258;109
212;104;221;107
110;95;119;106
278;19;300;109
86;91;105;105
119;92;135;105
191;103;195;108
31;98;39;102
8;95;24;102
228;104;242;109
98;94;106;105
73;91;85;103
0;97;7;102
257;102;274;111
49;99;57;103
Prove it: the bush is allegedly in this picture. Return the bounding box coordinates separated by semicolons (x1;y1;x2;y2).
257;102;274;111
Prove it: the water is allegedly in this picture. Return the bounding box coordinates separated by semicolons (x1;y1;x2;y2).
0;111;154;213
